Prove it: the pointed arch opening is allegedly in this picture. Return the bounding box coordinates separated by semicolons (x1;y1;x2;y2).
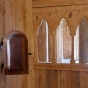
37;18;52;63
56;18;72;63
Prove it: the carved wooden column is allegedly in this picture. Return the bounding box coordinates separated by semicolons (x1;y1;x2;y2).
70;27;75;64
51;31;57;63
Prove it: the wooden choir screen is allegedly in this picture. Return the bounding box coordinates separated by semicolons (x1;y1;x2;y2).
36;18;72;64
3;30;28;75
34;17;88;71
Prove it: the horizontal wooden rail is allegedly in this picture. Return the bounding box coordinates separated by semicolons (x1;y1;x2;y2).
34;63;88;71
33;0;88;8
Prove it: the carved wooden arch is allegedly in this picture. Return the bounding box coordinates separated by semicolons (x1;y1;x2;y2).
3;30;28;75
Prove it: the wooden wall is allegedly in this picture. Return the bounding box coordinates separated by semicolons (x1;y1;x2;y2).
0;0;34;88
0;0;88;88
33;0;88;88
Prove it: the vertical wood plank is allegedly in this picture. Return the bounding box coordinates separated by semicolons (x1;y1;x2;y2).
39;70;46;88
80;71;87;88
6;75;16;88
16;75;23;88
5;0;15;33
60;71;67;88
58;71;61;88
5;0;34;88
46;70;51;88
15;0;26;32
35;70;39;88
73;71;80;88
51;70;58;88
67;71;73;88
26;0;34;88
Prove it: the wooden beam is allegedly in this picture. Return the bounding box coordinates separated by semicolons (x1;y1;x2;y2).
33;0;88;8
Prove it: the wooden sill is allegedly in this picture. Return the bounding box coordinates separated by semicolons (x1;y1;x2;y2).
34;63;88;71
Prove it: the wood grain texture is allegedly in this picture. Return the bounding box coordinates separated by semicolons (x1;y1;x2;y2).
67;71;73;88
34;70;88;88
60;70;67;88
33;4;88;33
33;4;88;64
73;71;80;88
39;70;46;88
33;0;88;7
80;72;86;88
1;0;88;88
46;70;51;88
3;0;34;88
4;33;28;75
35;70;39;88
51;70;58;88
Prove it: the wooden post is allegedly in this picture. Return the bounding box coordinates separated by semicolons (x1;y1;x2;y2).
51;31;57;63
70;27;75;64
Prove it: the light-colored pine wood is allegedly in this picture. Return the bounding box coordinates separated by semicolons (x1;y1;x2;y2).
73;71;80;88
60;71;67;88
35;70;39;88
33;0;88;7
1;0;88;88
39;70;46;88
33;4;88;64
5;0;15;33
58;71;60;88
34;63;88;71
4;0;34;88
33;4;88;31
67;71;73;88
